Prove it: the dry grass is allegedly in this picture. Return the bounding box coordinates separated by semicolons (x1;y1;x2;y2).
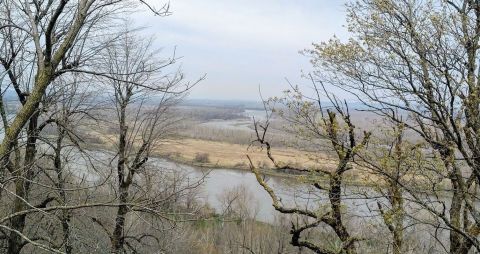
155;138;338;171
82;129;393;186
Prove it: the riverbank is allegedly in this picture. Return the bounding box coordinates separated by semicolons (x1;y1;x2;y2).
154;139;383;186
84;126;337;171
86;132;375;184
155;138;336;170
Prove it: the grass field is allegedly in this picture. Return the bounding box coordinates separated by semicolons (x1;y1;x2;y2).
155;138;338;171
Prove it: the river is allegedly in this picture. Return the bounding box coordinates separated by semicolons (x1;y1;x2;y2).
62;148;379;223
0;137;450;250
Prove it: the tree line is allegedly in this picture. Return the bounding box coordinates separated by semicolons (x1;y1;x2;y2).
2;0;480;253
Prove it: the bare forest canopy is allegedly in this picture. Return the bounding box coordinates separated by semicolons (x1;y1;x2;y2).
2;1;480;254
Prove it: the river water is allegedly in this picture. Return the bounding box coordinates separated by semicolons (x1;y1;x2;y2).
67;149;448;250
0;131;450;251
142;157;448;250
61;148;379;223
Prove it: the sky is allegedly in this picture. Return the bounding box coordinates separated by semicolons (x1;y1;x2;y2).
134;0;349;101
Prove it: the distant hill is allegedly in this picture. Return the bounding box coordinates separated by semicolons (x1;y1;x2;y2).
181;99;265;110
181;98;378;111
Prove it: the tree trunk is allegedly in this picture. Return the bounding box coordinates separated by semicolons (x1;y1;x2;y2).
329;173;356;254
111;104;129;254
7;113;39;254
391;184;403;254
450;180;467;254
55;128;72;254
111;187;129;254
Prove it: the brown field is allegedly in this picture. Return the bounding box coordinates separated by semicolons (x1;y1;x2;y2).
155;138;338;171
84;128;394;186
153;138;385;186
85;123;337;171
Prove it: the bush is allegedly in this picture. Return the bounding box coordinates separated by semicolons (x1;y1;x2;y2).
194;152;210;163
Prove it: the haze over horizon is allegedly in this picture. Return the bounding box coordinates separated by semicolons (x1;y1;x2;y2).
134;0;350;101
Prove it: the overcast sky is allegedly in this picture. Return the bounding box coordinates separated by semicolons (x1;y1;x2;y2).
135;0;349;101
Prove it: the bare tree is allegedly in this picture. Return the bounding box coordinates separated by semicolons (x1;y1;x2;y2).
248;85;370;254
45;76;100;253
95;27;201;253
0;1;171;252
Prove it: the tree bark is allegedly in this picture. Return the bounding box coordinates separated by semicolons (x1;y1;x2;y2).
111;103;129;254
7;112;39;254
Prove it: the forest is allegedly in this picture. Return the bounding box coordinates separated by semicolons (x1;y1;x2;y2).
1;0;480;253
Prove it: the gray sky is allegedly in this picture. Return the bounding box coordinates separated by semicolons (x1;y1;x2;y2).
136;0;349;101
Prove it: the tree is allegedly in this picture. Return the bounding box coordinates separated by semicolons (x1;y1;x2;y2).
0;1;171;252
357;123;413;254
97;27;201;253
307;0;480;253
248;85;370;254
50;74;106;253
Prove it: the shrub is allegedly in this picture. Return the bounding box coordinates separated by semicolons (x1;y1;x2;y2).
194;152;210;163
